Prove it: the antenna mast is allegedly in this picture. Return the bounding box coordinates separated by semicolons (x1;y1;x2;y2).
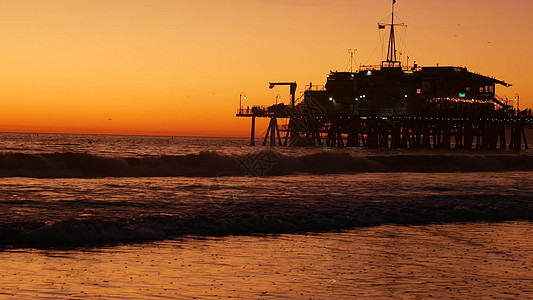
348;49;357;72
387;1;397;63
378;0;405;68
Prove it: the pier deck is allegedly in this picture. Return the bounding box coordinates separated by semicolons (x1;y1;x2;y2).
237;107;533;150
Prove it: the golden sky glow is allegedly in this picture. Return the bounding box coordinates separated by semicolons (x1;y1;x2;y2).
1;0;532;137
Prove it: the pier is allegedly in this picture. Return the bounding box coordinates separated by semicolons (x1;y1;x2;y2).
236;1;532;151
237;99;532;150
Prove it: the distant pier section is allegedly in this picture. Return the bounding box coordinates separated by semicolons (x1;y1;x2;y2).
236;1;532;150
236;68;532;150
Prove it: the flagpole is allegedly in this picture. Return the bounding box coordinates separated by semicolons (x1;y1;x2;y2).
381;0;402;67
391;1;394;27
388;0;396;63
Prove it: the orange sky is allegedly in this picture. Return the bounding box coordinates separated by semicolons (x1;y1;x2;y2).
1;0;532;137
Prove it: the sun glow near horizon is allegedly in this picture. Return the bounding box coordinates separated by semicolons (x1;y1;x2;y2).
1;0;532;137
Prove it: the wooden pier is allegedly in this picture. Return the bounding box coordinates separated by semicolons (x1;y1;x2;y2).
237;1;533;151
237;107;532;150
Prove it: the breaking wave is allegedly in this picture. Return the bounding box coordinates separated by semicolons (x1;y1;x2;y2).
1;193;531;248
0;151;532;178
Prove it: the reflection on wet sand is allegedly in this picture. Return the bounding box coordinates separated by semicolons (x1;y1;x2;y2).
1;222;531;299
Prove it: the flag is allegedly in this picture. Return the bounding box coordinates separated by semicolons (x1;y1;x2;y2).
378;24;386;30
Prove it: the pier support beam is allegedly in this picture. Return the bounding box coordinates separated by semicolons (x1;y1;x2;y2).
510;123;521;151
464;122;474;150
422;123;431;149
327;118;344;147
441;121;452;149
347;118;361;147
510;122;528;151
250;116;256;146
366;121;379;148
390;122;401;149
262;116;283;146
499;124;507;150
522;126;529;150
454;123;464;149
401;122;409;148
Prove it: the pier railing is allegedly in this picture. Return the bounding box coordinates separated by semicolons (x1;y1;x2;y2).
237;105;273;116
359;64;422;72
305;85;325;91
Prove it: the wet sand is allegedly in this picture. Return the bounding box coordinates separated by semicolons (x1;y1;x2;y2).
1;221;531;299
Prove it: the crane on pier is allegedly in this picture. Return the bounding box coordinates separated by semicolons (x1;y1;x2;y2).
269;82;297;107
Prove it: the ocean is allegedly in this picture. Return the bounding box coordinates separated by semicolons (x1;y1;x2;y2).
0;132;532;299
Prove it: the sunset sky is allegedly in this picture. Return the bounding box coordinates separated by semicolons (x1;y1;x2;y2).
1;0;532;137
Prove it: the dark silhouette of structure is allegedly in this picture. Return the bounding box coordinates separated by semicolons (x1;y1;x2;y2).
237;1;532;150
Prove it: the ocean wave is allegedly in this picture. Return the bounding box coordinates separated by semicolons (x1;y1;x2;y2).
0;151;532;178
1;194;531;248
